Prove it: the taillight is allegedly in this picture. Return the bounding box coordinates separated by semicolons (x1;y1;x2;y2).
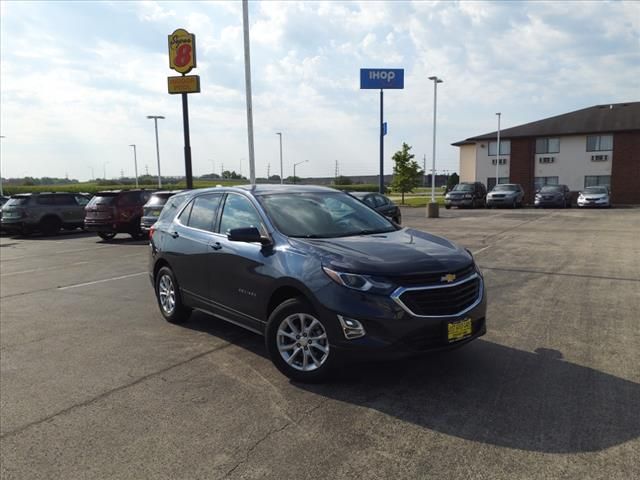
149;226;155;239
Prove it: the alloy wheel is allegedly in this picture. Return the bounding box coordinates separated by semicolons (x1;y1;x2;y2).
158;274;176;315
276;313;329;372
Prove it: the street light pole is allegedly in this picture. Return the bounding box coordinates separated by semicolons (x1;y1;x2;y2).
129;144;139;188
293;160;308;185
495;112;501;188
427;76;443;218
147;115;165;188
276;132;283;184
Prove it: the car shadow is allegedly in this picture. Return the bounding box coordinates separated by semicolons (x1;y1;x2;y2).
6;230;96;240
96;236;150;246
181;311;640;454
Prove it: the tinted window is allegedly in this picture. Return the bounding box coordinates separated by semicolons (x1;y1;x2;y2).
259;192;395;239
88;194;117;206
119;192;141;206
187;194;222;232
219;194;264;235
452;184;474;192
159;195;188;223
540;186;562;193
583;187;608;194
75;195;90;206
147;193;172;206
55;194;76;205
6;197;30;207
374;195;388;207
36;195;57;205
493;185;519;192
363;196;376;208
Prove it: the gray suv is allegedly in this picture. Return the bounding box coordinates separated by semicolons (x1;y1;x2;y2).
1;192;91;236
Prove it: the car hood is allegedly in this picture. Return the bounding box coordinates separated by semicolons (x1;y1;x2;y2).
288;228;473;275
581;193;608;199
489;191;517;196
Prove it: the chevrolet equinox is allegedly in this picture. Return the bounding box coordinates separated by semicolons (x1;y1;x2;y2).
149;185;486;382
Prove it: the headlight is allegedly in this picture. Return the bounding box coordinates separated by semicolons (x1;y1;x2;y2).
445;194;451;199
535;194;541;199
464;194;472;199
322;267;393;293
578;195;584;200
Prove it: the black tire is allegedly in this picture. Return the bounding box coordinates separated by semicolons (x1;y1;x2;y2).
40;216;61;236
155;266;191;324
265;297;338;383
98;232;117;241
129;218;145;240
445;205;451;210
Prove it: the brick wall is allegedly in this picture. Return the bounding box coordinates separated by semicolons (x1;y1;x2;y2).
611;132;640;204
509;138;535;203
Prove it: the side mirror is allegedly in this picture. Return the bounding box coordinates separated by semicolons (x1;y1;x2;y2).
228;227;271;246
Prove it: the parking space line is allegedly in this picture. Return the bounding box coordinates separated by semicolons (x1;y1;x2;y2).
472;245;492;256
1;244;121;261
58;272;147;290
1;261;90;277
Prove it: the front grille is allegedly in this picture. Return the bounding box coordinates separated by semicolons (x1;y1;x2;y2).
391;264;475;286
492;194;506;198
398;277;481;316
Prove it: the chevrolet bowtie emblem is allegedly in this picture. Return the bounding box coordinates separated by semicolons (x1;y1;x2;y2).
441;273;456;283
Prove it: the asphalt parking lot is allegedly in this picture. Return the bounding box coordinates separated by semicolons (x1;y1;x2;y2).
1;207;639;480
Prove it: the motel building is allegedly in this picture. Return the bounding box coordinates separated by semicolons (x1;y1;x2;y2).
452;102;640;204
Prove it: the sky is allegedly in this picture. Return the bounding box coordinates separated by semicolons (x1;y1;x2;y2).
1;0;638;182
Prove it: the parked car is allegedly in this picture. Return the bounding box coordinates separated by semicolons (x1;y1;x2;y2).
486;184;525;208
0;192;91;236
141;190;184;232
444;182;487;209
349;191;401;224
534;184;572;208
84;189;152;240
0;195;9;221
577;186;611;208
149;185;486;382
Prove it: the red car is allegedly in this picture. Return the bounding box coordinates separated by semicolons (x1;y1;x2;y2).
84;190;152;240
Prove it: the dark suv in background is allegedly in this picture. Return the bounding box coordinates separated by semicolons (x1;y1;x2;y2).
534;184;572;208
445;182;487;209
141;190;184;233
1;192;91;236
149;185;486;382
84;190;152;240
349;191;401;224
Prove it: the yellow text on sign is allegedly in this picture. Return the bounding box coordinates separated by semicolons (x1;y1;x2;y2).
168;75;201;94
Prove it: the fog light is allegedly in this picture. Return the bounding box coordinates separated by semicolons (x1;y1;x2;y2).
337;315;366;339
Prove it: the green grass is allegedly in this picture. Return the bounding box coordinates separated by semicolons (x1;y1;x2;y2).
391;196;446;207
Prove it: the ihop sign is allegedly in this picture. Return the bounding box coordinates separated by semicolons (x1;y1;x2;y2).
360;68;404;89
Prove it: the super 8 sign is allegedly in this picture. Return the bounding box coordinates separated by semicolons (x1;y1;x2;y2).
168;28;196;74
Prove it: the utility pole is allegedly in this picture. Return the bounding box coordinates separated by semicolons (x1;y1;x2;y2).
335;160;339;179
496;112;502;188
147;115;165;188
276;132;283;184
267;163;271;179
423;153;427;187
427;75;443;218
129;144;139;187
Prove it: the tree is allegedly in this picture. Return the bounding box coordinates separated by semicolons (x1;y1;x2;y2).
268;174;281;182
446;172;460;192
391;143;423;204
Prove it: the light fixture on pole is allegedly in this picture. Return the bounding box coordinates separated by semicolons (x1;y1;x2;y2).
242;0;256;185
427;76;443;218
276;132;283;184
147;115;165;188
293;160;308;184
495;112;501;188
128;144;139;188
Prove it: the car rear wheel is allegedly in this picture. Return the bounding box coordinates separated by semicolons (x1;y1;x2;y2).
40;216;61;236
98;232;116;240
155;266;191;324
266;298;337;382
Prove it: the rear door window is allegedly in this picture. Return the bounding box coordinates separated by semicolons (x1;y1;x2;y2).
186;194;223;232
6;197;30;207
36;195;57;205
55;194;76;205
158;196;187;223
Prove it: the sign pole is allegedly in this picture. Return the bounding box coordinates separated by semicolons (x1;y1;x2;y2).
379;89;384;194
182;93;193;189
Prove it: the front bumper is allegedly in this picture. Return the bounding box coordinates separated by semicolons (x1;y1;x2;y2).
534;197;564;207
577;199;609;207
312;276;487;359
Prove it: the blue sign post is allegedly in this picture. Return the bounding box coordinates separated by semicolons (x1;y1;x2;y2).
360;68;404;193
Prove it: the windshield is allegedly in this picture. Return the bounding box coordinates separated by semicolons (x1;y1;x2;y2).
493;185;518;192
88;193;118;206
583;187;608;194
452;184;474;192
540;186;562;193
6;196;30;207
258;192;396;238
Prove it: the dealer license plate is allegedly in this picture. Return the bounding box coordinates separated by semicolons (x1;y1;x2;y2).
447;318;472;342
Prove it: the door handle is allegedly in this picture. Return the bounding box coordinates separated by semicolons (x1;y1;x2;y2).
210;242;222;250
169;231;179;239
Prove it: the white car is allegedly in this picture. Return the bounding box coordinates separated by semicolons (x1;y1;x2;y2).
577;186;611;208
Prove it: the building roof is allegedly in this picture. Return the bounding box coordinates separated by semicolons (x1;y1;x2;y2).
452;102;640;146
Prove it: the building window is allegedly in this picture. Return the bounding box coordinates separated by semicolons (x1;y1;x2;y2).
534;177;559;190
586;135;613;152
491;158;507;165
584;175;611;188
591;154;608;162
488;140;511;156
538;157;556;164
535;138;560;154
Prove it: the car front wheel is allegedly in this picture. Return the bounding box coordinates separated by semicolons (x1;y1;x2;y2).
266;298;336;382
155;266;191;324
